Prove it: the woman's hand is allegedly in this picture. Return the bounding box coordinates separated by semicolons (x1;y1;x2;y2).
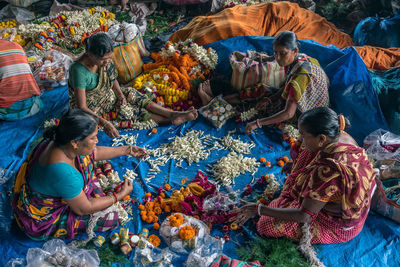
228;201;257;226
127;146;147;158
255;97;272;111
245;121;258;135
117;179;133;199
117;95;127;107
281;161;294;175
103;121;119;138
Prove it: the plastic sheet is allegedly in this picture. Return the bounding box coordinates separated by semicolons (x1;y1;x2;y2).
185;234;225;267
0;4;35;23
5;239;100;267
133;238;177;267
353;14;400;48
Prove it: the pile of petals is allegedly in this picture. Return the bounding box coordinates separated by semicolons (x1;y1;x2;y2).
138;171;236;230
133;40;218;110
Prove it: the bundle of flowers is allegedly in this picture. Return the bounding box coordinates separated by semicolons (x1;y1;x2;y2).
278;123;300;146
0;20;27;47
133;40;217;110
17;7;117;53
159;213;209;253
225;0;276;8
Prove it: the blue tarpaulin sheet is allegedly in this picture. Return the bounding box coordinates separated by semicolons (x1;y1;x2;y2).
0;36;398;266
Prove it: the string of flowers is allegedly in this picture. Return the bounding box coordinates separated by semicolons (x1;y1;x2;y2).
133;66;191;108
240;108;258;122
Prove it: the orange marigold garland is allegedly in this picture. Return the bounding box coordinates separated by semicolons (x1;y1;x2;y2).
132;40;218;110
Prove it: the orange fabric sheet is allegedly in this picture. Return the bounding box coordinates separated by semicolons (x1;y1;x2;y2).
355;46;400;71
170;2;400;71
170;1;354;49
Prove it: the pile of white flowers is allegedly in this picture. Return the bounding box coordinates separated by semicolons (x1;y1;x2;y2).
220;135;255;154
208;152;259;186
111;133;139;147
263;174;280;197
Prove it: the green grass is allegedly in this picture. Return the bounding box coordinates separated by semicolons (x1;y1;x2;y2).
236;236;310;267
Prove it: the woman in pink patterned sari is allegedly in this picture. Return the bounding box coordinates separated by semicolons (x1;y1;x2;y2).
12;109;147;240
231;107;377;244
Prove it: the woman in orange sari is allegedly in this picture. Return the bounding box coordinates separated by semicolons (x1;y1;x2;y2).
231;107;376;244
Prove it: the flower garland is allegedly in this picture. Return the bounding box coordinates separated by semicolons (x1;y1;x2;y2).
240;108;258;122
134;40;217;110
225;0;276;8
160;39;218;71
133;67;191;108
17;7;117;53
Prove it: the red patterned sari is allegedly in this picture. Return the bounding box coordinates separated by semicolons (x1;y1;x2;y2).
257;142;376;244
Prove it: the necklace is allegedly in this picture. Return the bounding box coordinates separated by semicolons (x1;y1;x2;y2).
61;148;76;161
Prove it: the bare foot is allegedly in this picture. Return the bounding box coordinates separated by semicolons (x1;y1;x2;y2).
198;82;213;106
171;106;198;125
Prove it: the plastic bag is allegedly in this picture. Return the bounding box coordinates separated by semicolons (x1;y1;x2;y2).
34;50;72;89
185;234;225;267
199;95;235;129
363;129;400;161
133;237;177;267
6;239;100;267
108;22;138;43
0;4;35;24
5;258;25;267
202;194;237;212
159;213;210;254
379;162;400;180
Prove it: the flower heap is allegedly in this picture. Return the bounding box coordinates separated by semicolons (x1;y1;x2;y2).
133;40;217;110
225;0;275;8
278;123;300;146
18;7;117;52
208;152;259;186
133;66;192;109
0;20;26;47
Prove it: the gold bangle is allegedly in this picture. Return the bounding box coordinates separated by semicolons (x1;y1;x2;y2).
110;195;115;205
